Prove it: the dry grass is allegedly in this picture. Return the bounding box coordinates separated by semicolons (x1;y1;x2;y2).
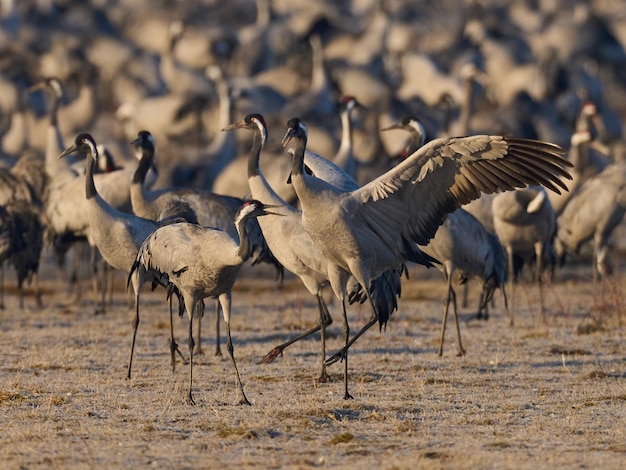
0;256;625;469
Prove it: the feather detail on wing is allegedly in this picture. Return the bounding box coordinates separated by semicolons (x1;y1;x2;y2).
354;135;570;247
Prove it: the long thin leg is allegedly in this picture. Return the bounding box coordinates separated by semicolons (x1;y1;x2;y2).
220;293;251;405
450;288;465;357
438;275;453;357
92;247;104;314
71;243;84;305
317;292;332;383
325;315;378;367
506;246;515;321
214;300;222;356
339;295;352;400
257;292;333;373
187;298;196;405
193;301;205;356
535;243;545;322
127;283;140;380
168;288;187;373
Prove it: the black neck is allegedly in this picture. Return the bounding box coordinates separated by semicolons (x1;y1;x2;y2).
133;147;153;184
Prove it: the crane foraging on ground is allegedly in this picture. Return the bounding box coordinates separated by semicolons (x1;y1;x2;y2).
282;117;572;399
129;199;283;406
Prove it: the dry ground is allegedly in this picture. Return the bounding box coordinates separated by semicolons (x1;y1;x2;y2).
1;251;625;469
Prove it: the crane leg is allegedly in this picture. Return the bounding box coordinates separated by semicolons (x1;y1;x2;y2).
192;300;206;356
535;243;546;323
438;276;452;357
214;300;222;356
168;291;188;373
339;296;353;400
187;301;196;406
127;290;140;380
450;288;465;356
257;292;333;377
317;293;332;383
221;293;251;406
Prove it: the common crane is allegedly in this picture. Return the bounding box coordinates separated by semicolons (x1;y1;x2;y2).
282;117;571;399
223;113;403;383
129;199;282;405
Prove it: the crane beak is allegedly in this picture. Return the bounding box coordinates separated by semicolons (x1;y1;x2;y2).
129;136;141;147
281;128;295;148
26;81;46;93
221;120;246;132
260;204;285;217
380;122;402;132
58;144;79;159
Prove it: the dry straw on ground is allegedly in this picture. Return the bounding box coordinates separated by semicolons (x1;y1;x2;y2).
0;256;625;469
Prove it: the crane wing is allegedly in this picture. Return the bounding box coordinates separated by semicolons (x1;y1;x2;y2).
135;223;207;277
354;135;571;246
303;150;360;193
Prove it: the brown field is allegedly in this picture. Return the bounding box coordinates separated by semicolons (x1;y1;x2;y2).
1;253;625;469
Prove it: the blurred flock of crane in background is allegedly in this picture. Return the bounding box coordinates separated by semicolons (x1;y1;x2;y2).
0;0;625;400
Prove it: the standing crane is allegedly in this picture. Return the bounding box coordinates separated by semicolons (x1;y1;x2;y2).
419;208;508;356
492;187;557;321
129;199;282;405
555;163;626;284
57;133;189;379
381;116;508;351
223;113;403;383
282;117;571;399
129;130;283;356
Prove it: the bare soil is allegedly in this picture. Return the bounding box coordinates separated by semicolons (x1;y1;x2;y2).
1;252;625;469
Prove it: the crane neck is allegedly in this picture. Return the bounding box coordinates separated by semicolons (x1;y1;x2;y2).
458;75;475;135
235;215;252;261
334;107;355;177
570;138;589;171
85;148;98;200
247;126;266;178
133;147;154;184
289;136;307;180
48;87;61;127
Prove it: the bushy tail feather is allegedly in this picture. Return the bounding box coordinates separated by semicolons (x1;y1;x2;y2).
347;266;406;331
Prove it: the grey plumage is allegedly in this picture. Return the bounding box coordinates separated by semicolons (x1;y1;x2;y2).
492;187;557;320
555;163;626;282
58;133;178;379
282;117;571;399
129;199;282;405
382;116;508;352
130;130;283;356
420;209;508;356
223;113;403;383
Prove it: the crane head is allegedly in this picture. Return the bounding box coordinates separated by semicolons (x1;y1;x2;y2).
58;133;97;159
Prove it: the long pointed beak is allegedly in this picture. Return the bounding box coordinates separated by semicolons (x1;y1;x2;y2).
261;204;286;217
27;82;45;93
281;129;294;148
222;120;246;132
381;122;402;132
129;136;142;147
58;144;79;159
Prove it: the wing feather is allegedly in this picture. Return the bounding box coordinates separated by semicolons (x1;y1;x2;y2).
351;135;570;251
